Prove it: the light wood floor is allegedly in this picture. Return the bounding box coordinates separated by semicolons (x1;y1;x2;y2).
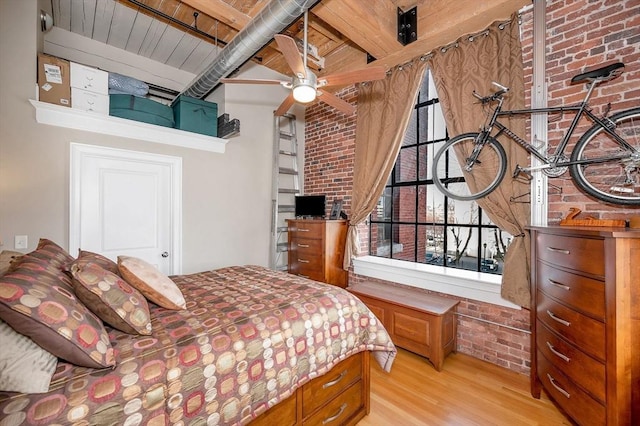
359;348;573;426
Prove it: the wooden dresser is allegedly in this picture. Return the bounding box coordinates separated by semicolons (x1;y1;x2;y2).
287;219;348;287
529;226;639;426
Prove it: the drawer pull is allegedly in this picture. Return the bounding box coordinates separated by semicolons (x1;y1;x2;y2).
322;403;347;424
546;246;570;255
547;373;571;399
298;274;309;278
298;259;310;263
298;243;310;248
298;228;310;232
546;310;571;327
322;370;347;389
546;341;571;362
548;279;570;291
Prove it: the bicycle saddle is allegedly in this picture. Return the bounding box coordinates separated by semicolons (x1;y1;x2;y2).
571;62;624;84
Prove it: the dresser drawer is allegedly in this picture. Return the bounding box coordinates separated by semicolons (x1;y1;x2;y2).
290;238;323;253
537;321;605;403
302;354;362;416
536;233;604;276
537;292;605;361
303;380;363;426
538;351;605;426
536;261;605;320
289;221;324;239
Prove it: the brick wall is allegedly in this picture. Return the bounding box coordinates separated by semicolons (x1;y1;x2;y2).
521;0;640;221
303;0;640;374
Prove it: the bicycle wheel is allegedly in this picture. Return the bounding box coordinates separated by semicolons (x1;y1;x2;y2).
432;132;507;201
570;107;640;205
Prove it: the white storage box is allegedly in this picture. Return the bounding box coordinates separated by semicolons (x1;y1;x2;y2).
70;62;108;94
71;87;109;114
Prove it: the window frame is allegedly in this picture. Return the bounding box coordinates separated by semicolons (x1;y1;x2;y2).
367;70;507;275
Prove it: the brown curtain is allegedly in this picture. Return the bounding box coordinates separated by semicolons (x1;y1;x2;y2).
427;14;531;307
344;59;428;268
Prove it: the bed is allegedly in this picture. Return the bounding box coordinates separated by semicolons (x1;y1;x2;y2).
0;241;396;426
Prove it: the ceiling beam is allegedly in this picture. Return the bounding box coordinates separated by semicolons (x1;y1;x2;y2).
312;0;399;60
319;0;529;75
180;0;251;30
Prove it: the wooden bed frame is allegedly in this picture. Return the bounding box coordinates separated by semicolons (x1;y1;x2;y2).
250;351;370;425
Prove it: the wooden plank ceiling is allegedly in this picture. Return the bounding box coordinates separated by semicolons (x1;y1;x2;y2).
51;0;528;83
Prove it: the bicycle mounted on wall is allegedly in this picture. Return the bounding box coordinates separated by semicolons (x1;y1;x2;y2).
432;62;640;205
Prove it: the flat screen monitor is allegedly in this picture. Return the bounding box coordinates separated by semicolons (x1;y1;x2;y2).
295;195;326;218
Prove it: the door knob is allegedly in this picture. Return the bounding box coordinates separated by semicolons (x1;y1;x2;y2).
161;251;169;258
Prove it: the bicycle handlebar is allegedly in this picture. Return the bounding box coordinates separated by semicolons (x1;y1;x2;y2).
473;81;510;104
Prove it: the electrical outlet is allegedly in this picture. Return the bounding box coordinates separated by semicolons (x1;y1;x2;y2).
14;235;28;250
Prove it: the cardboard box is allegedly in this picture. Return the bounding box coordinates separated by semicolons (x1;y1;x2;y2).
172;95;218;137
72;88;109;114
71;62;108;94
38;53;71;107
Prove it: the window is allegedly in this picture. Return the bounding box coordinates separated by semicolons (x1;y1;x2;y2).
368;70;511;274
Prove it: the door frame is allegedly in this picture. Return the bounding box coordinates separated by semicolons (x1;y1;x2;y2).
69;143;183;274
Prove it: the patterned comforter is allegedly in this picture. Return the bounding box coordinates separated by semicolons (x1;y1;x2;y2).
0;265;396;425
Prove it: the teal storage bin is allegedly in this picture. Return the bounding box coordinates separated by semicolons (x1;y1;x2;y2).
109;94;174;128
172;95;218;137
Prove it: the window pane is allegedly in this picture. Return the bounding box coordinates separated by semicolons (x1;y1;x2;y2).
432;102;447;140
419;103;447;144
392;224;415;262
423;225;445;264
447;227;477;271
394;186;416;222
395;147;417;183
371;187;392;221
484;228;512;274
448;200;479;225
425;141;445;180
419;184;445;223
370;223;392;257
418;70;437;103
403;108;418;146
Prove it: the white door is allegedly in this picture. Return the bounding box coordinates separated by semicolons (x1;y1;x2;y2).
70;143;182;274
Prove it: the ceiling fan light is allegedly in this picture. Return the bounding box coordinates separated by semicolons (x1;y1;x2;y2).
292;84;316;103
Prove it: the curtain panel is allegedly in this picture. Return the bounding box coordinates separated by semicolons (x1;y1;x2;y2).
344;59;428;269
427;14;531;307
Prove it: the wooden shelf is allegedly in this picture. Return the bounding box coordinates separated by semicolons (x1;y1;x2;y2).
30;100;229;153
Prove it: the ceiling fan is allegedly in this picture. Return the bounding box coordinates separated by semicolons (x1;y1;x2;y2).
221;10;386;116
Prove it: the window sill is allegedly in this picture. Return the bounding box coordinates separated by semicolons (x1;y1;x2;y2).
30;100;229;153
352;256;520;309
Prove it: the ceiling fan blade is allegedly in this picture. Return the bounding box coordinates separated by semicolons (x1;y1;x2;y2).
318;66;387;88
275;93;296;116
220;78;285;85
317;90;356;116
274;34;307;79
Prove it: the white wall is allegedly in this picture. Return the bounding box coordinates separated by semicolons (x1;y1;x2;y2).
0;1;305;274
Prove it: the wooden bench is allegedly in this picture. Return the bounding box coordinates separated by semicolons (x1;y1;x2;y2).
348;281;459;371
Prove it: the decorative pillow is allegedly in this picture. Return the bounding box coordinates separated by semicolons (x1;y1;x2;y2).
0;262;115;369
10;239;75;289
74;250;120;276
69;261;152;335
118;256;186;310
0;319;57;393
0;250;23;277
31;238;75;271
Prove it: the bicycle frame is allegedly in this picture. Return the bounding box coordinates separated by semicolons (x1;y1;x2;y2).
482;82;636;173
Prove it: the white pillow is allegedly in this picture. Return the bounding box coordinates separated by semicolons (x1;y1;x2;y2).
0;319;58;393
118;256;186;310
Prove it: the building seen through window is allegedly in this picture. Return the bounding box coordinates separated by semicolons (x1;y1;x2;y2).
368;70;512;274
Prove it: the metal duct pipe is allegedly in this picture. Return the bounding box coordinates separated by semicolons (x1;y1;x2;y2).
181;0;321;99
